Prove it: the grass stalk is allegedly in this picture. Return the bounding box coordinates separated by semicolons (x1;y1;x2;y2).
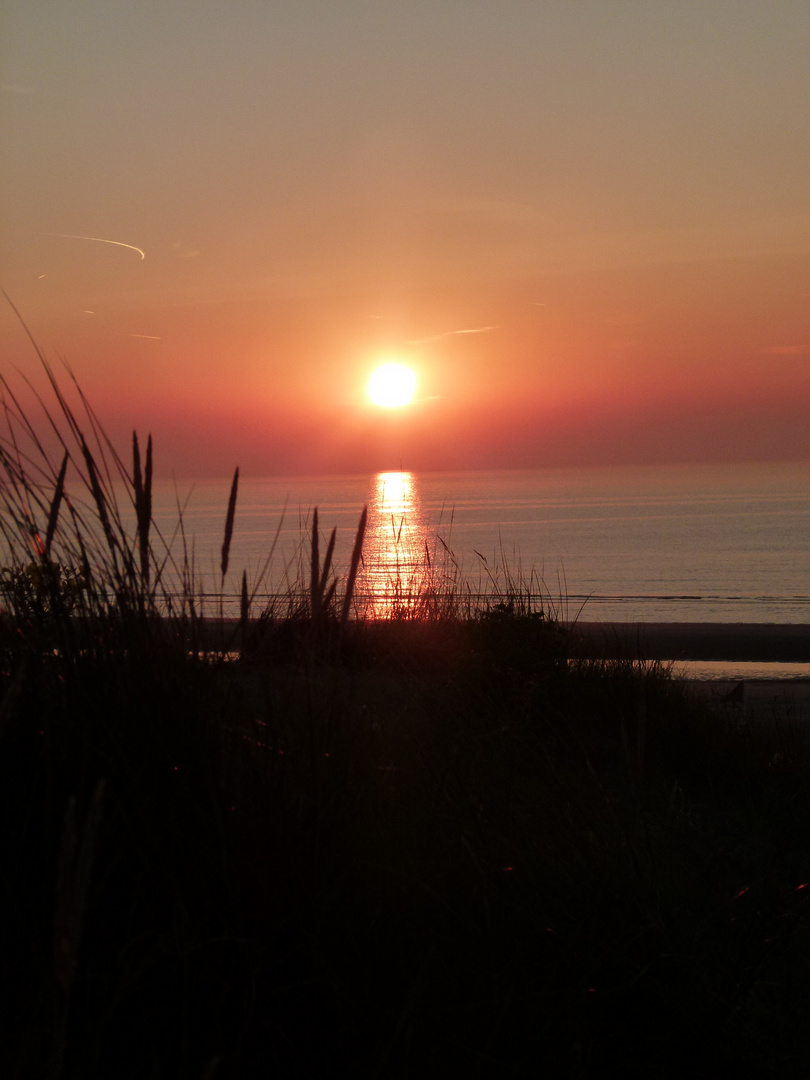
220;467;239;582
133;431;152;586
308;509;340;628
340;504;367;626
44;451;68;557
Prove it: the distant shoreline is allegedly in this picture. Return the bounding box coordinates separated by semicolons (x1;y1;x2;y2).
186;616;810;664
568;622;810;663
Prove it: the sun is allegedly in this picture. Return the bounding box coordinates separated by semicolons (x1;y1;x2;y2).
367;362;417;408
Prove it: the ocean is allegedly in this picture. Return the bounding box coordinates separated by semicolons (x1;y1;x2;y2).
143;460;810;627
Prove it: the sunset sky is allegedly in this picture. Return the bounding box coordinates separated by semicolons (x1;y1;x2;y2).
2;1;809;477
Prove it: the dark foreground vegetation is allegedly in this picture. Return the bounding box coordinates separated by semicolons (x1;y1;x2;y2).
2;349;810;1078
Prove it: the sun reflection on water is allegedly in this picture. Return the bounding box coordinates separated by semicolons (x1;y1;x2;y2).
359;471;431;617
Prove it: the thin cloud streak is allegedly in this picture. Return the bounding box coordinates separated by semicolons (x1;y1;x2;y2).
46;233;146;260
408;325;498;345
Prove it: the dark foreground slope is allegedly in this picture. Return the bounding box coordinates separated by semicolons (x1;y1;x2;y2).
3;614;810;1079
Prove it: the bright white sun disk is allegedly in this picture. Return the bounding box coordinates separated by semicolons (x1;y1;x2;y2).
367;363;416;408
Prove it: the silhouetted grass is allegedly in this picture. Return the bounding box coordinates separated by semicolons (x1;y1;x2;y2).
1;340;810;1078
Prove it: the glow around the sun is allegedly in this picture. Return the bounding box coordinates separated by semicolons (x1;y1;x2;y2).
367;362;417;408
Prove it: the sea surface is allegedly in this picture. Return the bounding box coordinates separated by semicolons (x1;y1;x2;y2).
139;460;810;627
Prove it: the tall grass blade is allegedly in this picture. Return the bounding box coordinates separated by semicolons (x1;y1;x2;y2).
133;432;153;585
340;505;367;626
81;439;117;562
319;527;337;601
322;578;338;611
44;450;68;556
220;467;239;580
307;515;337;625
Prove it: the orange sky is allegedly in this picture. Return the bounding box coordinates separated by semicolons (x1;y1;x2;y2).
2;2;809;477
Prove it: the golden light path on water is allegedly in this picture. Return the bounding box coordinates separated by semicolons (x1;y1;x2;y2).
359;471;432;618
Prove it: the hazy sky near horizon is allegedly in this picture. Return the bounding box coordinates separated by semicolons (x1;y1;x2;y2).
2;1;809;476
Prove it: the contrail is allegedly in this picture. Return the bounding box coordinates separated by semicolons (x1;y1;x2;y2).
46;233;146;260
408;325;498;345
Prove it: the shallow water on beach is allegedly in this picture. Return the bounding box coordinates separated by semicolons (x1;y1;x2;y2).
675;660;810;681
130;461;808;624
